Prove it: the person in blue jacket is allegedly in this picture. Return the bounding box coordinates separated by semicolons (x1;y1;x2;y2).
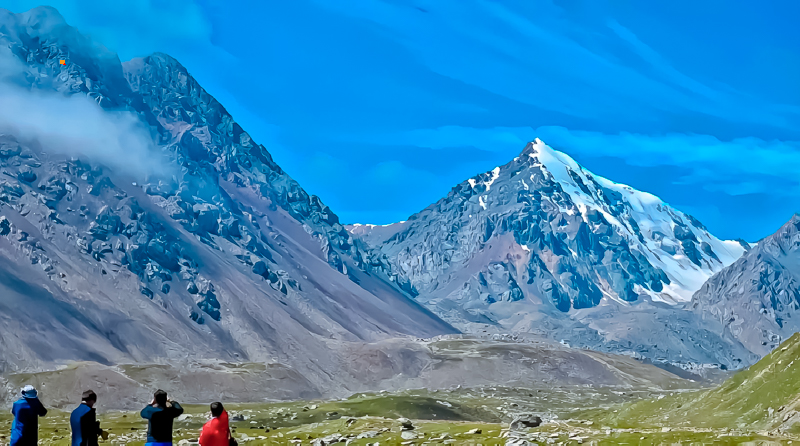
70;390;105;446
141;389;184;446
10;385;48;446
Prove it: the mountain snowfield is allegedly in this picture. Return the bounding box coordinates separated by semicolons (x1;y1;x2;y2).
518;138;745;303
352;138;757;368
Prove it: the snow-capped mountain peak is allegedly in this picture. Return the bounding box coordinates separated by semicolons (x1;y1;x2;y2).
517;139;745;302
348;137;751;367
357;138;745;317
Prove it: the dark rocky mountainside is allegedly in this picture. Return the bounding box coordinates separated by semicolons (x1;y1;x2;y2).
352;139;757;369
0;6;455;383
691;214;800;358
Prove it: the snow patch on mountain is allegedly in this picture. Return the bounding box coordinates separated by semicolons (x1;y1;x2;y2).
523;138;744;302
348;137;754;367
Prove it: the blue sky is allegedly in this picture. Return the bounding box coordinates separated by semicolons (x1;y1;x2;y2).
7;0;800;240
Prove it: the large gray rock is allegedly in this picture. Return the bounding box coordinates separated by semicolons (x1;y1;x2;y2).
0;216;11;236
510;414;542;430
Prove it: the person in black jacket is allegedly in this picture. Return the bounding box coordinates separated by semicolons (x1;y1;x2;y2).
140;389;184;446
70;390;104;446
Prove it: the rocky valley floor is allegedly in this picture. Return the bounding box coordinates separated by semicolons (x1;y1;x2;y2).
4;333;800;445
0;336;706;409
0;389;797;445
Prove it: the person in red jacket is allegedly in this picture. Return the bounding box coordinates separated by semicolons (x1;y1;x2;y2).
199;402;231;446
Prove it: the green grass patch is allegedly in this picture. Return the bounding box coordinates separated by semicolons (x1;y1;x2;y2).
580;333;800;431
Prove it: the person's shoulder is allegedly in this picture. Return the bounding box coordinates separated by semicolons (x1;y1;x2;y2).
141;405;158;415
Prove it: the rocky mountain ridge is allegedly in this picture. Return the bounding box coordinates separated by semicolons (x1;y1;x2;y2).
355;138;745;312
691;214;800;358
0;5;455;381
351;139;758;369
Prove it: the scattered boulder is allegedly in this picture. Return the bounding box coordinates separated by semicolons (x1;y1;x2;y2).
311;433;342;445
505;439;533;446
91;207;123;240
146;238;181;271
220;215;241;238
197;288;221;321
0;141;21;158
0;180;25;203
252;260;269;278
88;177;115;196
193;203;221;234
400;431;417;440
0;216;11;236
17;168;37;183
38;175;69;203
398;417;414;431
140;286;154;299
510;414;542;430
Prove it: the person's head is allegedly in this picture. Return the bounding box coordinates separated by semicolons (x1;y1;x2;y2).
154;389;168;407
210;402;224;418
20;385;37;399
82;390;97;408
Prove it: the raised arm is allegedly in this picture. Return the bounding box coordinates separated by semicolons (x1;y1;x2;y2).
169;401;184;417
31;398;47;417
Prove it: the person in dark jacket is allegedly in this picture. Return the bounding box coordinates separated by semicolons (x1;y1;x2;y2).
70;390;105;446
10;385;48;446
141;389;184;446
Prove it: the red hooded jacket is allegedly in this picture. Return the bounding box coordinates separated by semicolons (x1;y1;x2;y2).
199;410;229;446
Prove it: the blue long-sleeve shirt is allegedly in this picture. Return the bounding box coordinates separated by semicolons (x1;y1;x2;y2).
10;397;48;446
